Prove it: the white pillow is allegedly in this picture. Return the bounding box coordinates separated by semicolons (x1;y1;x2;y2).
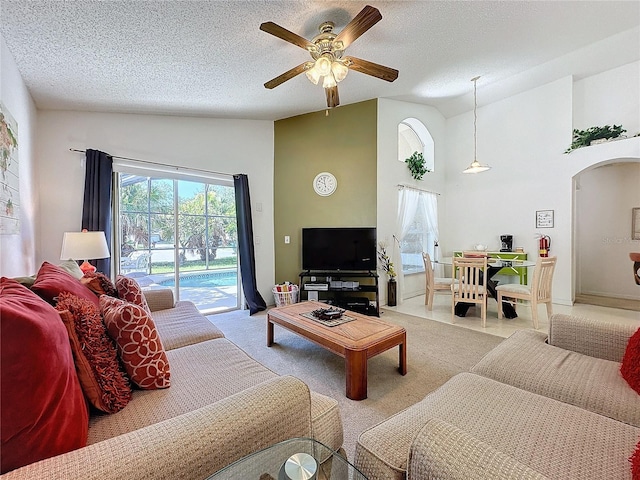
58;259;84;280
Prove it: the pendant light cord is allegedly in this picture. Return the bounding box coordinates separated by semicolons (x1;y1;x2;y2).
472;75;480;161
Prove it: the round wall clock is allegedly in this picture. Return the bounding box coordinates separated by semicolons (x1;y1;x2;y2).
313;172;337;196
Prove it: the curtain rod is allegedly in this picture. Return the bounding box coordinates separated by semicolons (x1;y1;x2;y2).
397;183;441;195
69;148;233;178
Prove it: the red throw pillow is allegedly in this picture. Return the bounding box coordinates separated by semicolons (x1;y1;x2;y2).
116;275;151;313
621;327;640;395
100;295;171;390
0;277;88;473
81;271;118;298
31;261;100;308
56;292;132;413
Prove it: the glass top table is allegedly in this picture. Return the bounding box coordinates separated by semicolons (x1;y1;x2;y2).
208;437;367;480
434;257;537;268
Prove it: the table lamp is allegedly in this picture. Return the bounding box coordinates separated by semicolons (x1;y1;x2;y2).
60;230;110;274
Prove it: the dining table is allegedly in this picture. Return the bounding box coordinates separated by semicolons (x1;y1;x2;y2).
433;256;537;319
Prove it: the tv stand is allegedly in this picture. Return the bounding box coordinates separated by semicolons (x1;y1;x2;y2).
298;270;379;316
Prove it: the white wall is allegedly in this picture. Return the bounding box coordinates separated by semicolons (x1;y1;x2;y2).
0;34;38;277
576;162;640;299
444;63;640;306
573;61;640;135
35;110;275;304
445;78;575;304
377;99;447;304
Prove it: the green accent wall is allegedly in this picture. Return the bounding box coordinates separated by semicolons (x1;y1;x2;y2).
274;99;378;284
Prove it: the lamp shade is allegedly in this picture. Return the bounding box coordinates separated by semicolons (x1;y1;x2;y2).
463;160;491;174
60;231;110;274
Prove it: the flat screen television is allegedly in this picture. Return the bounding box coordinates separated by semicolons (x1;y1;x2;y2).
302;227;377;271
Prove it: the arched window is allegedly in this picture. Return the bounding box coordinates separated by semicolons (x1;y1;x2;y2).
398;118;434;172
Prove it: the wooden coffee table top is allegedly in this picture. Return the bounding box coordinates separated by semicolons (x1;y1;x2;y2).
267;301;405;352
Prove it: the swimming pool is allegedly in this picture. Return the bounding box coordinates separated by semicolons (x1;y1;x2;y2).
159;271;238;288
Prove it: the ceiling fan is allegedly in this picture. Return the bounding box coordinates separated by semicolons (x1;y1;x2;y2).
260;5;399;109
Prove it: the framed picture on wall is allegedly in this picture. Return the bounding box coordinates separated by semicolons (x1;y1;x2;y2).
536;210;554;228
633;207;640;240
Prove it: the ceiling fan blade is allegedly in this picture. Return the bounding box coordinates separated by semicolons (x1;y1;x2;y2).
260;22;314;50
264;63;309;89
325;86;340;108
343;56;398;82
334;5;382;49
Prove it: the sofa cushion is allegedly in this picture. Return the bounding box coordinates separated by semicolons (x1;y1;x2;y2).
116;275;151;313
100;295;171;390
0;278;88;473
87;337;277;443
86;337;343;455
151;300;225;350
355;372;639;480
632;439;640;479
471;328;640;427
56;292;132;413
31;261;100;307
621;327;640;395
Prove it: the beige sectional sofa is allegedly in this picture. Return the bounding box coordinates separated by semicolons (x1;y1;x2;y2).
355;314;639;479
4;289;343;479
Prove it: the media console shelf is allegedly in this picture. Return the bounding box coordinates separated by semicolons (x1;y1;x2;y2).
298;270;379;316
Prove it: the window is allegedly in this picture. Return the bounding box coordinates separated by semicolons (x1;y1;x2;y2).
398;118;434;172
397;187;439;275
115;167;239;314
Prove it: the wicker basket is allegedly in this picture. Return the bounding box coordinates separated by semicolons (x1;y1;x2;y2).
272;284;299;306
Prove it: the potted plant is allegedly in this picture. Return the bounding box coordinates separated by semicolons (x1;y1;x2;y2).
378;243;397;306
564;124;626;153
405;151;430;180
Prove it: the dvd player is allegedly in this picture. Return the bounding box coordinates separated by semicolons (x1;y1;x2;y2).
304;283;329;291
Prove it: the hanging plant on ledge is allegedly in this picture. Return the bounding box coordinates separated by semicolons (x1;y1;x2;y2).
564;125;626;154
405;151;430;180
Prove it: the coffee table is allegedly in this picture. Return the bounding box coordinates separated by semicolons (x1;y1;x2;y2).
267;301;407;400
207;437;367;479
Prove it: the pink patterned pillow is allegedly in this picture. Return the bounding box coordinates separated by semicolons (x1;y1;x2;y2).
115;275;150;314
99;295;170;390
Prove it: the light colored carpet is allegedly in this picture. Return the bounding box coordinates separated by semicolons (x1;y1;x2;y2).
208;307;503;461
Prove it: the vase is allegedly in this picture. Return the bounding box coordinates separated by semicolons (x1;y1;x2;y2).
387;279;397;307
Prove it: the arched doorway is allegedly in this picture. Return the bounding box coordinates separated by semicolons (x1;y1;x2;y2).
573;159;640;310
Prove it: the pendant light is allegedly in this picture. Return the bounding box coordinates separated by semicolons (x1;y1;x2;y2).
463;76;491;174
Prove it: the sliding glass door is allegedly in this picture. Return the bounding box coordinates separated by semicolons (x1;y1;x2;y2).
117;173;239;313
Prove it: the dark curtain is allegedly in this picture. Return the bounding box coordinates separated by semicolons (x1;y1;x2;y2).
234;174;267;315
82;149;113;274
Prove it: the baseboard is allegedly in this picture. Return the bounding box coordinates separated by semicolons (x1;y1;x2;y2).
575;293;640;312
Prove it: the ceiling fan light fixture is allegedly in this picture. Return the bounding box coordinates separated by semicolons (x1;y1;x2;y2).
462;76;492;174
305;67;321;85
322;72;337;89
315;55;332;77
331;61;348;82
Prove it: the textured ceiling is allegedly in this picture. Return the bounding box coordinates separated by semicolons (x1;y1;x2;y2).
1;1;639;120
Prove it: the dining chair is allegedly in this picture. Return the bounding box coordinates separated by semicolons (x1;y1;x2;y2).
422;252;454;310
451;256;488;327
496;256;557;329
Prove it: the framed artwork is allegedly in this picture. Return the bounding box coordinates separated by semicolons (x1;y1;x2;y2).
536;210;554;228
633;207;640;240
0;102;20;235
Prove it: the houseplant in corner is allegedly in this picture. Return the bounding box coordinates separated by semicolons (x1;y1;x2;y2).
405;151;430;180
564;125;626;153
378;243;397;306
